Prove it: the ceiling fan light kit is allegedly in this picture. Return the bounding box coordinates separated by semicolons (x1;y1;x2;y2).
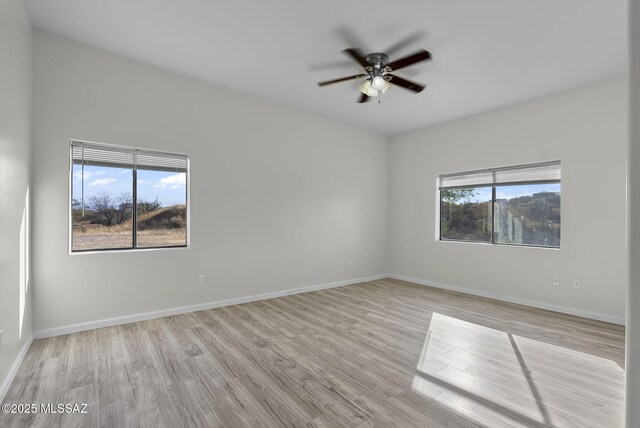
318;46;432;103
359;78;391;97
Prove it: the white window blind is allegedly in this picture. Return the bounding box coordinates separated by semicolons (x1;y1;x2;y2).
439;161;560;189
71;141;188;173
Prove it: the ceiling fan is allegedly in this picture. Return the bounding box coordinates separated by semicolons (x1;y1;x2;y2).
317;47;432;103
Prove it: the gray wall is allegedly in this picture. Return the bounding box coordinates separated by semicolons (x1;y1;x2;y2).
31;31;389;331
389;77;627;322
627;0;639;425
30;30;628;334
0;0;33;397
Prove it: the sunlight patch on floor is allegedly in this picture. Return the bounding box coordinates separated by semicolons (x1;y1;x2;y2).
412;312;624;428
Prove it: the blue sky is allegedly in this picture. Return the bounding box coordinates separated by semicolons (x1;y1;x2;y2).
457;183;561;203
72;165;186;206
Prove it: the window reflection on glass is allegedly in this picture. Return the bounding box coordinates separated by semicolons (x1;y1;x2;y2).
494;183;561;248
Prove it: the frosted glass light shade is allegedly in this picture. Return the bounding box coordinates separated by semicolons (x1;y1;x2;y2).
359;78;392;97
371;76;386;90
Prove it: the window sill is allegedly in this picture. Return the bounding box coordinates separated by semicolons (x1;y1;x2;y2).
437;239;561;251
69;245;189;255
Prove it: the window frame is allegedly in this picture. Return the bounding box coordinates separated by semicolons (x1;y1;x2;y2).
68;140;190;254
437;162;561;249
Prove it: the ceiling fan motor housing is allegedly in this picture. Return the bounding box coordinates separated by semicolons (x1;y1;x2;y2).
364;52;393;79
365;52;389;69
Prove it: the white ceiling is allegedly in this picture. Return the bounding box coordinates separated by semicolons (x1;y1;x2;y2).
25;0;627;136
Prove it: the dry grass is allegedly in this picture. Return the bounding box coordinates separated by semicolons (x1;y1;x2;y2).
73;205;186;232
73;223;130;234
72;228;186;251
72;205;186;250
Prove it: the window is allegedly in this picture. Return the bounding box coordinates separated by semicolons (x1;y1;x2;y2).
438;161;560;248
70;141;189;252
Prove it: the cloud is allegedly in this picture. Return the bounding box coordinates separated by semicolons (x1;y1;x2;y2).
154;173;186;190
73;169;106;182
73;170;93;182
137;179;148;184
89;178;116;187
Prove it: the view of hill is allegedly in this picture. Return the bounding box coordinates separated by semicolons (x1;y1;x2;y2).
72;192;186;250
441;190;560;247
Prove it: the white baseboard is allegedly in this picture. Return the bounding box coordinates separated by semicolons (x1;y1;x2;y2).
33;272;623;340
33;274;389;340
0;334;34;404
390;274;625;325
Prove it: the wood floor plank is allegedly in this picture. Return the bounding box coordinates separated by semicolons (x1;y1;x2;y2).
0;278;625;427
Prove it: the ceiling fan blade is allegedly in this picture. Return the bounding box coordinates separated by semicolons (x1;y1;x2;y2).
387;74;425;93
318;74;367;86
309;60;355;71
387;49;432;72
342;48;369;68
357;93;370;103
384;32;425;57
336;27;369;53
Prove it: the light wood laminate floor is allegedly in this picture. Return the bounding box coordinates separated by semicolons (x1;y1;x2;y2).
1;279;625;427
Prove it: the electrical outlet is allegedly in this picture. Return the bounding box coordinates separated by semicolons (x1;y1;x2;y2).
573;280;581;290
350;259;356;267
199;274;206;285
425;259;430;268
552;278;559;286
